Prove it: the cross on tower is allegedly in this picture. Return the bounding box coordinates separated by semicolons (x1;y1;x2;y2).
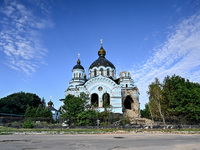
100;39;103;45
78;53;80;59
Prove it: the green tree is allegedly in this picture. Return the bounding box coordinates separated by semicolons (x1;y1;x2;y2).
24;104;52;122
77;110;99;126
140;103;151;118
0;92;43;115
162;75;200;123
147;75;200;124
147;78;166;125
61;93;90;125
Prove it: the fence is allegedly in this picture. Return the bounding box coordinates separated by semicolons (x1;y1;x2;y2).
0;116;200;129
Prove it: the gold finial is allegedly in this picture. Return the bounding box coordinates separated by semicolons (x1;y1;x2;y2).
100;39;103;46
77;53;81;64
98;39;106;57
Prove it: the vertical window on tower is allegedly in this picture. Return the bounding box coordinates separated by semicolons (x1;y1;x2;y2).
74;73;75;78
100;68;103;76
76;73;78;78
107;69;110;76
94;69;97;77
79;73;81;78
112;70;114;77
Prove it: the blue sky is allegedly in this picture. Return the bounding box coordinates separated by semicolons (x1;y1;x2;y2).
0;0;200;110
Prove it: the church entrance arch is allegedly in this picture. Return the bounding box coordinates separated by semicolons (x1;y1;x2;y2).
124;95;133;110
91;93;99;108
103;92;110;107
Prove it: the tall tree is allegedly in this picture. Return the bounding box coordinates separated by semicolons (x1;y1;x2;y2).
0;92;43;115
61;93;90;125
147;78;166;125
162;75;200;123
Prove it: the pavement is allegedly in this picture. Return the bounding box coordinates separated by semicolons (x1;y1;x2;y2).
0;133;200;150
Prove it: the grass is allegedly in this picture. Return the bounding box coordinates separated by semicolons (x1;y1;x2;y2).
0;126;200;135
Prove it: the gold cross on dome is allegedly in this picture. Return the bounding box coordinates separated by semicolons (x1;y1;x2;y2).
100;39;103;45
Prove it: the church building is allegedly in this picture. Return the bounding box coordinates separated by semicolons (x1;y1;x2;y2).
65;40;140;118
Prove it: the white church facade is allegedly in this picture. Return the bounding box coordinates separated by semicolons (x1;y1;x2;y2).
65;40;140;117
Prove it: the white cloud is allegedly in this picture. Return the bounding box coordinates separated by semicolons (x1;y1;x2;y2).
130;13;200;109
0;0;53;75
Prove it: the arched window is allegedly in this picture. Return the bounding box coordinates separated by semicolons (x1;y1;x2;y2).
76;73;78;78
79;73;81;78
74;73;75;78
126;84;128;87
103;93;110;108
91;93;99;107
107;69;110;76
100;68;104;76
94;69;97;77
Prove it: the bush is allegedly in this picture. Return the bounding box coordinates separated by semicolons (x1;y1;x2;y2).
77;110;98;126
22;119;34;128
120;116;130;126
11;121;21;127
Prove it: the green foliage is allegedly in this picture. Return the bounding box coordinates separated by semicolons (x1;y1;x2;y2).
147;78;166;125
25;105;52;122
62;92;114;126
98;107;113;125
77;110;98;126
103;92;110;108
162;75;200;123
0;92;43;115
61;93;91;125
120;116;130;125
140;103;151;118
146;75;200;124
22;119;34;128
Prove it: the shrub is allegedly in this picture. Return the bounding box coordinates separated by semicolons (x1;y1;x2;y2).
22;119;34;128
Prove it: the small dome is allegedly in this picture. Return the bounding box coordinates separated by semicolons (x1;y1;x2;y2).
73;59;84;70
98;45;106;57
48;100;53;107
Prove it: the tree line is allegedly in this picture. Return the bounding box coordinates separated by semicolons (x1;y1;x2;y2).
141;75;200;125
0;92;52;120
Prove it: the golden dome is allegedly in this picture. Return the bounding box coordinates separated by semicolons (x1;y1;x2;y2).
98;46;106;57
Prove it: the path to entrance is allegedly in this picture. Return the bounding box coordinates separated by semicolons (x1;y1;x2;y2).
0;133;200;150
